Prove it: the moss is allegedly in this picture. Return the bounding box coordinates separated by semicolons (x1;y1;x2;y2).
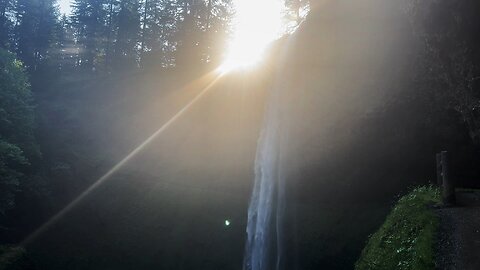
355;186;440;270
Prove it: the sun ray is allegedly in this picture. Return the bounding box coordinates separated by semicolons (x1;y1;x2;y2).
22;71;224;246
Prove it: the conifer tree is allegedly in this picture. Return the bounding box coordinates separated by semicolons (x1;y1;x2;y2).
139;0;177;66
71;0;106;69
114;0;140;68
15;0;58;69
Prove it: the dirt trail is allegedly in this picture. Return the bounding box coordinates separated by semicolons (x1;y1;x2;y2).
435;190;480;270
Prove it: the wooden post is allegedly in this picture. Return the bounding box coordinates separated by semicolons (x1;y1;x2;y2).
436;153;442;186
441;151;456;205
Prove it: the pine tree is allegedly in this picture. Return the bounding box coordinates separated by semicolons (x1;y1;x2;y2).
114;0;140;68
71;0;107;70
15;0;38;67
104;0;120;69
54;15;79;70
174;0;232;67
36;0;59;61
15;0;58;70
139;0;177;67
200;0;232;64
174;0;199;67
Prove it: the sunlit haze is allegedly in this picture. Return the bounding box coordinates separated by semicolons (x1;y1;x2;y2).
219;0;285;73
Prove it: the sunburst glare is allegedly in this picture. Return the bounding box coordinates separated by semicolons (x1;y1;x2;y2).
219;0;285;73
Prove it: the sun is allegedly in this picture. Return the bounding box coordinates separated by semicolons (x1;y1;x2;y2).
219;0;284;73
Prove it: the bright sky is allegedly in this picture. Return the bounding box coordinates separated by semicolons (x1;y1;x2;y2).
58;0;72;15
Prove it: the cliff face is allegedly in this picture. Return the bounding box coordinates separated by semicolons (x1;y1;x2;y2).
279;0;416;169
263;1;423;268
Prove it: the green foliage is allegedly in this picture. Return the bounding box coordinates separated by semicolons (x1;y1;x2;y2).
0;48;36;214
355;186;440;270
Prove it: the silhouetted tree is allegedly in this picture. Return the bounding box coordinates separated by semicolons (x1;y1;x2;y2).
15;0;58;69
104;0;120;68
139;0;179;67
54;15;79;70
114;0;140;68
199;0;232;64
71;0;106;70
174;0;231;67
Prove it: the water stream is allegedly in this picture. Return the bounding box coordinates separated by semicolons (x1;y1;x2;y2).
243;43;291;270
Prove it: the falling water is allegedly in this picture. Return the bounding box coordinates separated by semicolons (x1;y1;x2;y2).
243;42;292;270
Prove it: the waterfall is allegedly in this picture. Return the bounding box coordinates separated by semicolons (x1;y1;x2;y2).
243;49;290;270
